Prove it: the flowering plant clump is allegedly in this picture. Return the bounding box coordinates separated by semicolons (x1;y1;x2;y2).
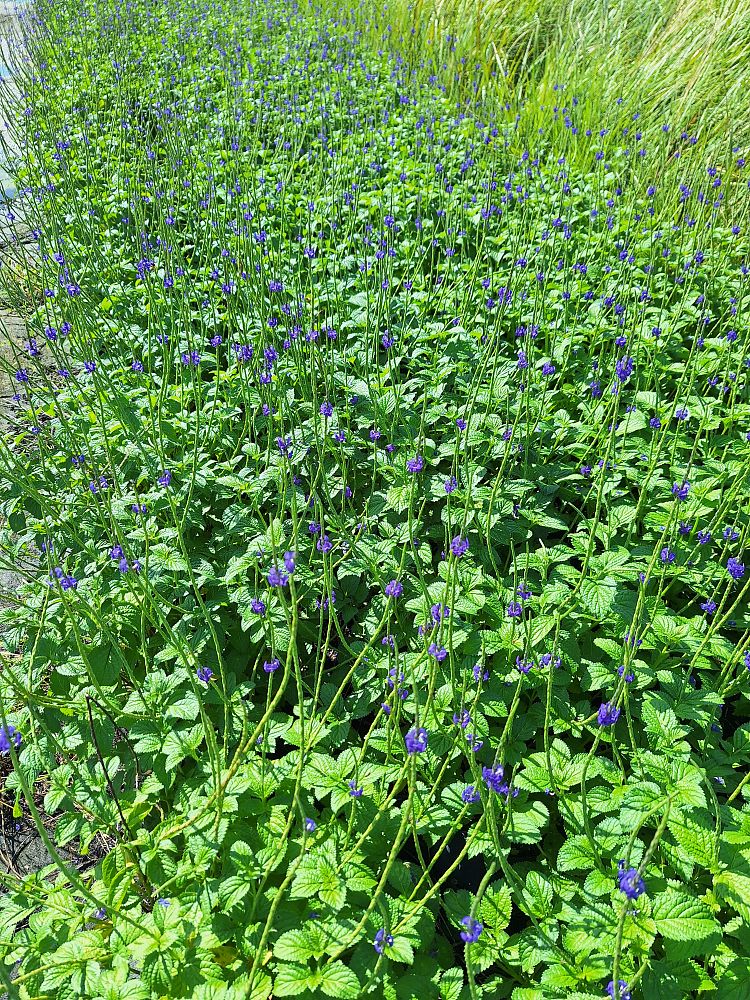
0;0;749;997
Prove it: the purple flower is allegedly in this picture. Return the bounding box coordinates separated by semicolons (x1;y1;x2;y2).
50;567;78;591
727;557;745;580
197;666;213;684
428;642;448;662
615;356;634;382
444;476;458;494
304;818;317;833
672;481;690;501
373;928;394;954
459;916;483;944
157;470;172;488
507;601;523;619
348;779;363;798
450;535;469;558
515;656;532;674
283;551;296;573
385;579;403;598
319;401;334;417
453;709;471;729
317;535;333;553
598;702;620;726
482;764;505;794
701;599;717;615
250;598;266;616
267;566;289;587
406;454;424;473
404;727;428;754
0;724;21;754
607;981;632;1000
675;407;689;421
697;530;712;545
263;658;281;673
473;663;489;682
456;417;467;430
617;860;645;899
461;785;480;803
660;548;675;564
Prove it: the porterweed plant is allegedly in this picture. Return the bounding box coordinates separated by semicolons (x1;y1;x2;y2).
0;0;749;996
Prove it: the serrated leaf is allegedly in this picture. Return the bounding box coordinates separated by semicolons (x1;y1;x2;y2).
274;962;317;996
273;927;319;963
384;937;414;964
579;578;617;618
652;888;721;942
439;968;464;1000
479;882;512;931
521;871;555;918
319;961;361;998
669;811;719;871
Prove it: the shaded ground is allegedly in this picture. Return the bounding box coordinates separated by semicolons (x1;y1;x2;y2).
0;6;51;934
0;0;29;618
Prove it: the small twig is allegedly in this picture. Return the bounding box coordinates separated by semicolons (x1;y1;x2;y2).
85;692;142;789
85;695;133;839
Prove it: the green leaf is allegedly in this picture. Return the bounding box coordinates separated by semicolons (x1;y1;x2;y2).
557;835;597;871
479;882;512;931
520;871;554;918
505;800;549;844
273;928;318;963
89;643;120;686
161;725;203;770
652;888;721;942
668;811;719;871
714;871;750;923
438;968;464;1000
384;937;414;965
274;962;317;996
579;578;617;618
319;961;361;998
641;698;690;750
290;851;346;910
141;947;180;992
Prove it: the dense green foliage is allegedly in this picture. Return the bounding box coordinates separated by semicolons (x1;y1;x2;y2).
0;0;749;997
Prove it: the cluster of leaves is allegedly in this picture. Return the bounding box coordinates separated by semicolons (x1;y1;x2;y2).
0;0;749;997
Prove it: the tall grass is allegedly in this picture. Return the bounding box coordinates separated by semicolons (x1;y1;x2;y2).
339;0;750;149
